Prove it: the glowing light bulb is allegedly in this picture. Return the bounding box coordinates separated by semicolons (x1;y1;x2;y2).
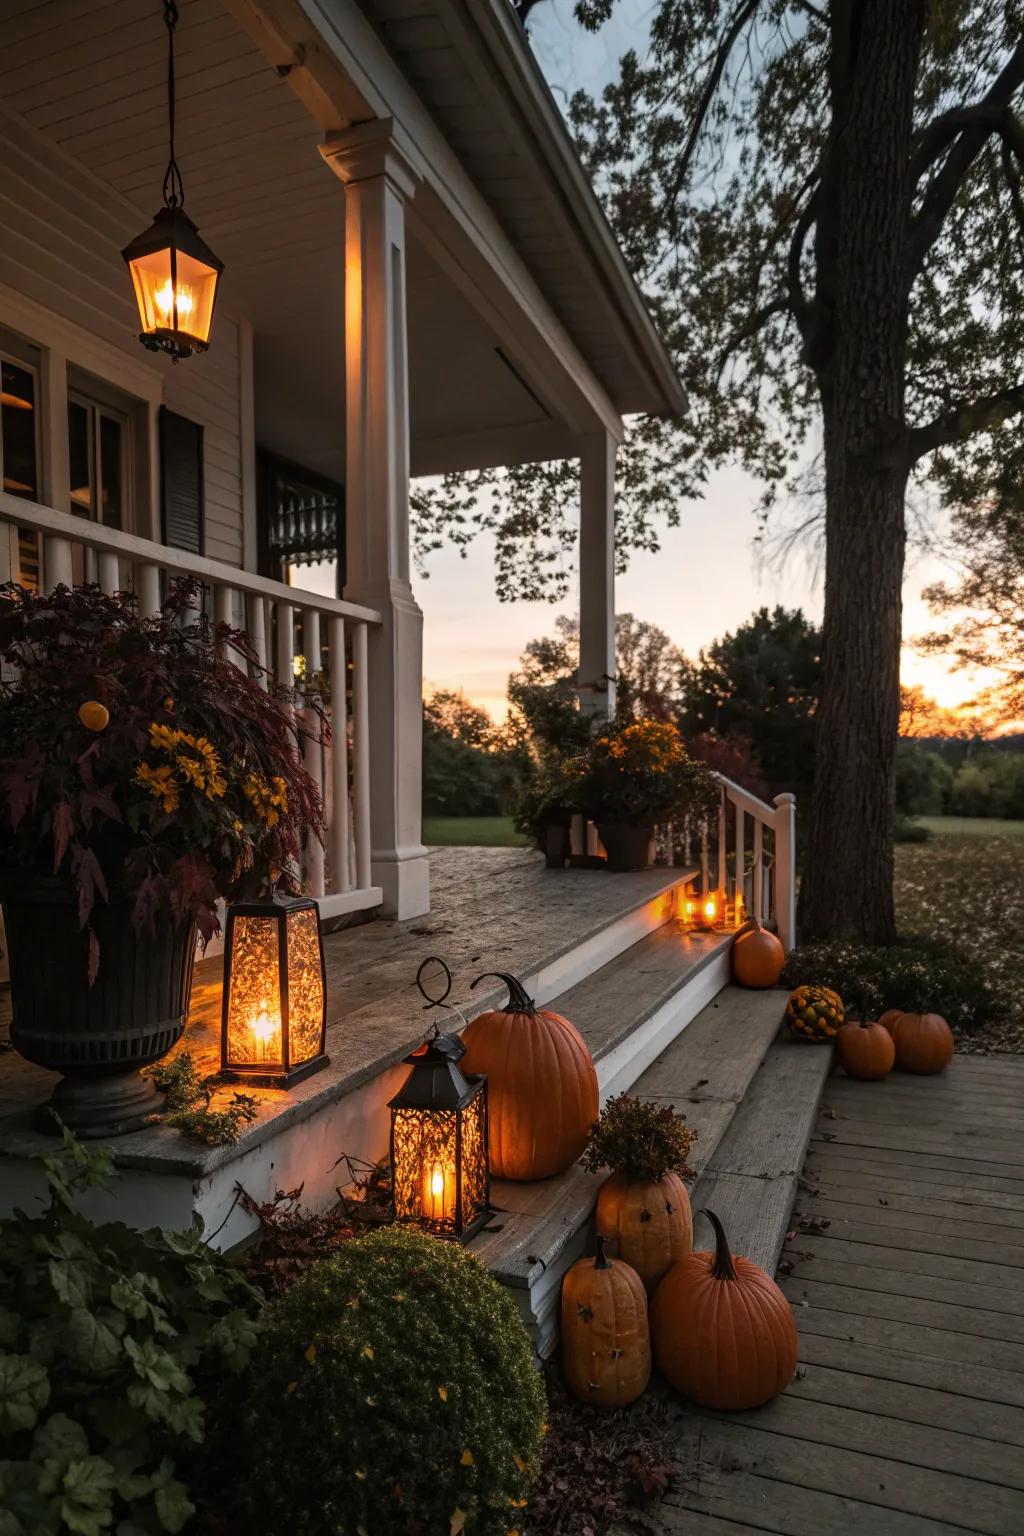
155;281;194;320
249;1003;280;1062
704;898;716;920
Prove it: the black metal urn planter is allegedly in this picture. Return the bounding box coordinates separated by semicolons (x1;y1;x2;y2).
597;822;656;872
3;879;195;1136
0;583;327;1139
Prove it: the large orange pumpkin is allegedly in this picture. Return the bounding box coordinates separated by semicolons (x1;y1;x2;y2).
892;1011;955;1074
731;920;785;989
879;1008;904;1036
462;972;598;1180
652;1209;798;1410
596;1169;692;1295
836;1014;895;1080
561;1236;650;1407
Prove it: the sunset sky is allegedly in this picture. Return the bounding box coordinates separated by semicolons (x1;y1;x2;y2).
411;6;1000;727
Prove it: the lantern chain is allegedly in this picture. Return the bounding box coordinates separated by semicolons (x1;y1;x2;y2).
162;0;185;210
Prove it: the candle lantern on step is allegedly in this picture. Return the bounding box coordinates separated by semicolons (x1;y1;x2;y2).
388;959;489;1241
683;886;725;931
220;895;328;1088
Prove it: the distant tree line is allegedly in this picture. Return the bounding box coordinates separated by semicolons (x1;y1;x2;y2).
897;740;1024;821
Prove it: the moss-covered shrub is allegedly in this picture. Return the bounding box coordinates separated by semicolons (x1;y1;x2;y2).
781;934;1007;1031
234;1225;546;1536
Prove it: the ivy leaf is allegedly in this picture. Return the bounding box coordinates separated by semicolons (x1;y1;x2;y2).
49;1257;93;1309
153;1475;195;1535
59;1455;116;1536
67;1309;124;1374
33;1412;90;1470
0;1353;50;1433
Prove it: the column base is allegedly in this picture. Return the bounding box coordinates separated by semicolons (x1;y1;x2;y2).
372;849;431;920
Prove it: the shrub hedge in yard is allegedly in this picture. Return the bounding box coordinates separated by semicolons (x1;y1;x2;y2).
234;1224;546;1536
781;934;1008;1032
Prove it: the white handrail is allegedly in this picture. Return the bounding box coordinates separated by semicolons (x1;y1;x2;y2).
0;489;383;920
702;773;797;953
0;490;381;626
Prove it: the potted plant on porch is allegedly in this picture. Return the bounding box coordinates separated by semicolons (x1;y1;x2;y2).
0;581;324;1136
577;718;718;872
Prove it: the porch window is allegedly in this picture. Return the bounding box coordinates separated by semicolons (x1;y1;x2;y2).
68;394;127;531
0;337;42;591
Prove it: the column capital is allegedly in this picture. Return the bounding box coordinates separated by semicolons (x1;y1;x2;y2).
319;118;420;199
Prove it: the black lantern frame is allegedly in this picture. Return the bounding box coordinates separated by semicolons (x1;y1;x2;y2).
220;894;328;1089
388;1027;489;1243
122;1;224;360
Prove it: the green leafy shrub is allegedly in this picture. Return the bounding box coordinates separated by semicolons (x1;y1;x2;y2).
232;1225;546;1536
781;935;1008;1030
581;1093;696;1182
893;813;932;844
0;1127;263;1536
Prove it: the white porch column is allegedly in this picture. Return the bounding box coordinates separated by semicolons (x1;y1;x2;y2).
321;120;429;920
578;431;617;719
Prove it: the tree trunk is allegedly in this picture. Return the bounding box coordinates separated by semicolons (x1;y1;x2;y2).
800;0;924;944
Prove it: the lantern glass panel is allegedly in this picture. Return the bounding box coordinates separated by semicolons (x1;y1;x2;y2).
224;915;283;1071
459;1089;488;1231
127;245;219;347
285;906;326;1068
392;1106;459;1235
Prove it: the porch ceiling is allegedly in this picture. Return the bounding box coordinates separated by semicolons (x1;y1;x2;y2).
0;0;566;480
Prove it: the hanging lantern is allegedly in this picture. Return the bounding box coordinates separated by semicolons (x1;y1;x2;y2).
123;2;223;359
389;965;489;1243
220;895;328;1088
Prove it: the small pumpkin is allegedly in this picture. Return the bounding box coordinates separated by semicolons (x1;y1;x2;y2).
78;700;109;732
652;1209;798;1410
596;1169;692;1295
462;971;599;1181
784;983;844;1042
836;1010;895;1080
561;1235;650;1407
879;1008;904;1036
892;1011;955;1074
732;919;785;989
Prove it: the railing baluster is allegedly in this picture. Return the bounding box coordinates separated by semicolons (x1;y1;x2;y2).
717;788;727;893
352;621;371;891
44;535;73;592
97;551;119;596
302;609;325;898
753;818;764;922
137;562;161;617
329;615;352;893
247;592;268;684
700;816;709;896
214;583;233;658
734;800;745;915
773;793;797;952
275;601;295;705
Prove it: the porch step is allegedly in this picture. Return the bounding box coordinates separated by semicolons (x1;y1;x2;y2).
471;983;788;1354
688;1033;835;1275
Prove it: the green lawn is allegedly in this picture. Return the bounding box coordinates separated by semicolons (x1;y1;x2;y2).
422;815;528;848
917;815;1024;837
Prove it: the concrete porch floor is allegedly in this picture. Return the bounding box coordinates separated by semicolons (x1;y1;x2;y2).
0;848;697;1197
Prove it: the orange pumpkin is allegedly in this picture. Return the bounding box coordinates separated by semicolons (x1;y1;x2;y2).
652;1209;798;1410
732;920;785;989
462;972;598;1180
78;700;109;732
893;1011;955;1074
596;1169;692;1295
879;1008;904;1036
561;1236;650;1407
836;1014;895;1080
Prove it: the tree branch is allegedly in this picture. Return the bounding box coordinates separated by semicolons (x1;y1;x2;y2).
786;179;820;349
908;38;1024;275
715;295;791;377
665;0;762;226
907;383;1024;465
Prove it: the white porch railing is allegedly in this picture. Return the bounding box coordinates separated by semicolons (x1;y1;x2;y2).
677;775;796;952
0;491;383;921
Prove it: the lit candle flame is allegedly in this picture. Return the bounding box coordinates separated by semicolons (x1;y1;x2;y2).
423;1160;452;1225
249;1002;281;1063
155;281;194;320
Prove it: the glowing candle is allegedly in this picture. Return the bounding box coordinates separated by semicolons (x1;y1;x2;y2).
155;280;194;319
248;1002;281;1063
422;1160;453;1225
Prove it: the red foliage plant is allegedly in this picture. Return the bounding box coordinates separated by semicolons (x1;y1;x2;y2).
0;581;324;975
688;730;769;800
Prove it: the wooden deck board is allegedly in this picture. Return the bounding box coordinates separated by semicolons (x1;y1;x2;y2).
646;1055;1024;1534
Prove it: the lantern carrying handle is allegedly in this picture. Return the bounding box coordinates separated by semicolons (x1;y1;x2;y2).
416;955;453;1009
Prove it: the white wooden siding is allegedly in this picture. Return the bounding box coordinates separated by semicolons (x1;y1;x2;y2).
0;101;247;566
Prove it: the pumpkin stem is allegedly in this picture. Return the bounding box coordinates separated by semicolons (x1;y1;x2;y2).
594;1234;610;1270
701;1208;737;1281
470;971;536;1013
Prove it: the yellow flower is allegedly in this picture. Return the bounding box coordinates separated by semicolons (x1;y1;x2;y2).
149;722;179;752
134;762;179;814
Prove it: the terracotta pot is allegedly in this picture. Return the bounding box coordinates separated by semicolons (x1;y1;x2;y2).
2;877;196;1137
597;823;655;872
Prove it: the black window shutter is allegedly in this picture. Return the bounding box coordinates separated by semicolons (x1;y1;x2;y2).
159;407;204;554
